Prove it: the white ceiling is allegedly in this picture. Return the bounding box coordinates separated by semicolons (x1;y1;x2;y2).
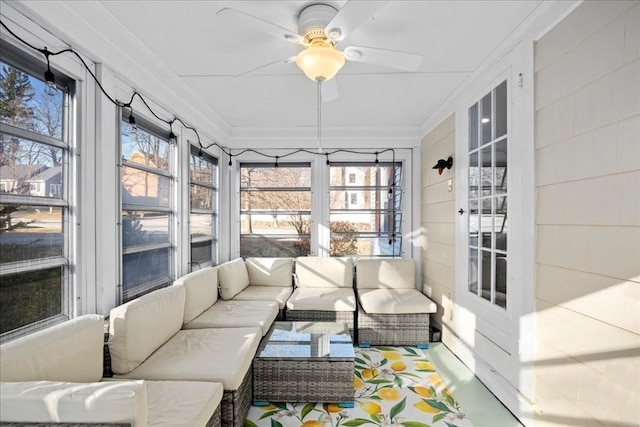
17;0;546;141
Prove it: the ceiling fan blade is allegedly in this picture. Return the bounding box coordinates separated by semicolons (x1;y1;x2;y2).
324;0;390;42
343;46;422;71
321;78;339;103
234;56;296;79
217;7;304;45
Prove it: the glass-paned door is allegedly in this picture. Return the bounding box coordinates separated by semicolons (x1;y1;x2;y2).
467;80;508;309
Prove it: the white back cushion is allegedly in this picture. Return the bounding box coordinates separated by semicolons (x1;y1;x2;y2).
245;257;294;287
0;314;104;383
218;258;250;299
0;381;147;426
109;285;185;374
356;258;416;289
295;257;353;288
174;267;219;324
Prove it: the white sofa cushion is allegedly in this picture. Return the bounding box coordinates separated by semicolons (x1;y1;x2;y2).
173;266;219;324
0;314;104;383
295;257;353;288
218;258;250;299
183;300;278;336
356;258;416;289
109;285;186;375
114;327;261;390
0;380;147;426
358;289;437;314
232;285;293;309
286;287;356;311
145;381;223;427
245;257;294;286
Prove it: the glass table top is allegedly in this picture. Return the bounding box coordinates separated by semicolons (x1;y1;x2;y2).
256;321;355;361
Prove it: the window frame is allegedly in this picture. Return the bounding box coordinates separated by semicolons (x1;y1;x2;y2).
118;113;175;303
0;48;75;343
189;145;218;270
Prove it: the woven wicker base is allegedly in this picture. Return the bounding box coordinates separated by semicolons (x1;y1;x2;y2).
358;311;430;346
253;359;354;403
221;369;252;427
285;310;355;338
206;405;222;427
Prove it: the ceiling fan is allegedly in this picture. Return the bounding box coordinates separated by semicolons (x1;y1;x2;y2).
217;1;423;87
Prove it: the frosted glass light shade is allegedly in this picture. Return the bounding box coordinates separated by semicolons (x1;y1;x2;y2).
296;44;346;81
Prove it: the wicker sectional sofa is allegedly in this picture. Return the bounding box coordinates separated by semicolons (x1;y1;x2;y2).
0;314;223;427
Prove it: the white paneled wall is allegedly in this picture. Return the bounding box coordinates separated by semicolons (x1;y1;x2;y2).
534;1;640;426
420;114;456;348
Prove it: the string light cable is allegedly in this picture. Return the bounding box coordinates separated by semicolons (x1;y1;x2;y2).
1;18;399;241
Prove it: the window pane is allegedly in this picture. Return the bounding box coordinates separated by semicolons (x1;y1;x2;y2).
191;239;212;267
240;236;310;258
480;92;492;144
0;267;63;334
329;189;397;210
468;199;479;246
329;213;399;233
241;166;310;188
0;136;63;198
468;102;478;151
0;61;64;140
496;197;508;251
121;211;170;247
495;254;507;308
468;152;479;198
0;205;63;263
121;122;170;172
480;145;492;196
481;198;492;249
190;213;213;239
191;184;213;210
481;250;492;301
495;80;507;138
468;248;478;294
331;236;401;257
122;166;170;207
241;214;310;235
495;138;507;194
122;247;170;301
190;154;213;183
241;190;311;211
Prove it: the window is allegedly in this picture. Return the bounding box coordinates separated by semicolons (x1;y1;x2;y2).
348;173;356;184
329;163;402;257
467;80;508;308
0;53;73;342
189;146;217;269
120;117;174;302
240;163;311;257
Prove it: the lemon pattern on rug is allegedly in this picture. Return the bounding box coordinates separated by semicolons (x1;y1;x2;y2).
245;346;473;427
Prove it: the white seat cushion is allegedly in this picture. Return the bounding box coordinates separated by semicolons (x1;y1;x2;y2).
218;258;250;300
358;289;437;314
146;381;223;427
286;287;356;311
0;380;147;426
173;267;219;324
0;314;104;383
245;257;294;286
183;300;278;336
232;285;293;309
356;258;415;289
109;285;186;375
114;327;261;390
295;257;353;288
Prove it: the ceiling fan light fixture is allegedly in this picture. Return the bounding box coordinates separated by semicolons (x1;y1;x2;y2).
296;41;345;82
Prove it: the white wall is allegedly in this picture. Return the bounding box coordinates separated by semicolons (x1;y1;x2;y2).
533;1;640;426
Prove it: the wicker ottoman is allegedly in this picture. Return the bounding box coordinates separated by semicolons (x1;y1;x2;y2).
253;321;355;405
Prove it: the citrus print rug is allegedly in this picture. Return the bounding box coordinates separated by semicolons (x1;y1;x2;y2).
245;346;473;427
